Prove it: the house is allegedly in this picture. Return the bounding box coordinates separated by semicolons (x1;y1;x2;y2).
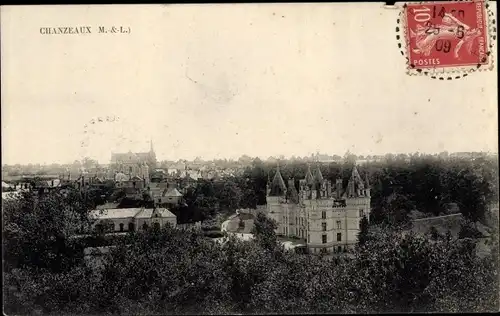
155;186;183;206
89;207;177;233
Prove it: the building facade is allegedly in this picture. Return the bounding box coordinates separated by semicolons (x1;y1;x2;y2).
266;164;371;254
110;140;157;177
90;207;177;233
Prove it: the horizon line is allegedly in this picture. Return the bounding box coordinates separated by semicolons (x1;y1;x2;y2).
2;150;498;166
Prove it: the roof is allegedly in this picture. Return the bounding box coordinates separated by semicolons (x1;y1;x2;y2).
344;166;366;198
2;191;21;200
115;172;128;182
134;208;176;219
411;213;465;238
304;166;314;186
135;208;153;219
269;167;287;196
84;246;115;256
90;208;142;220
165;187;182;197
157;208;176;218
313;165;324;183
91;207;176;220
2;181;13;188
96;202;120;210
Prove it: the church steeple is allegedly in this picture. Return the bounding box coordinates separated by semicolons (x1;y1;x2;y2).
150;138;154;153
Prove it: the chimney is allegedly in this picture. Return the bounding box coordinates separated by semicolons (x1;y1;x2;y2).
336;179;342;199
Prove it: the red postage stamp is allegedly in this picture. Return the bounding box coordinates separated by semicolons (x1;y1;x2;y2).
403;0;492;73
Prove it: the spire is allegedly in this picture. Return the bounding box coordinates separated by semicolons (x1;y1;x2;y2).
365;172;370;188
304;164;314;186
346;165;364;197
150;138;154;153
313;163;324;183
269;164;287;196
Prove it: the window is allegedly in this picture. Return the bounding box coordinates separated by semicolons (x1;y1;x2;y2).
322;211;326;219
119;223;124;232
359;209;364;217
337;246;342;253
322;234;327;244
322;222;327;231
336;220;342;229
308;234;310;242
337;233;342;241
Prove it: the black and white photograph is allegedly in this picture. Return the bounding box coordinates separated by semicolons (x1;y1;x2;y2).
1;2;499;314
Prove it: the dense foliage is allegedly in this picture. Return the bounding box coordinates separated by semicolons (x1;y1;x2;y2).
3;154;499;314
180;155;498;226
3;189;499;315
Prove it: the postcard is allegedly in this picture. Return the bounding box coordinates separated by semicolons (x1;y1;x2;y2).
1;2;498;315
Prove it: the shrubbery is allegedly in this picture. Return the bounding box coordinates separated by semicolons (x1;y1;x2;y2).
3;157;500;315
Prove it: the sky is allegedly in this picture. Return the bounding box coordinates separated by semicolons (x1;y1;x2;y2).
1;3;498;165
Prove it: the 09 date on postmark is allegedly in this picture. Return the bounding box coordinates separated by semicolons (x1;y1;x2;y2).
400;0;495;77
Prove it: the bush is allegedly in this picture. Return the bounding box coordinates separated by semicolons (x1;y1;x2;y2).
204;231;224;238
202;225;220;232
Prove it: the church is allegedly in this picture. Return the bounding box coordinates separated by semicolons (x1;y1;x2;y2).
110;139;157;177
266;164;371;254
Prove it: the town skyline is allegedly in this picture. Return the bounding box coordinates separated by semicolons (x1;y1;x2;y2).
2;149;497;167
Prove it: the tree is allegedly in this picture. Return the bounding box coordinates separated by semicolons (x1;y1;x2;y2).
251;213;278;251
357;216;370;246
458;221;483;239
429;226;441;240
3;189;95;273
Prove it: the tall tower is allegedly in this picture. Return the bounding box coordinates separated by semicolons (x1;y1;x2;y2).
266;163;287;234
149;138;157;171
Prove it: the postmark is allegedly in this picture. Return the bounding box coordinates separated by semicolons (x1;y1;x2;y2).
398;0;495;78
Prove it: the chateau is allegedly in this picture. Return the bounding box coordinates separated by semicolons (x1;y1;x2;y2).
266;164;370;254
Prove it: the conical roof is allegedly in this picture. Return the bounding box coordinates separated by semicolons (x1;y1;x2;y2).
313;165;324;183
269;166;287;196
304;165;314;186
345;166;365;197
